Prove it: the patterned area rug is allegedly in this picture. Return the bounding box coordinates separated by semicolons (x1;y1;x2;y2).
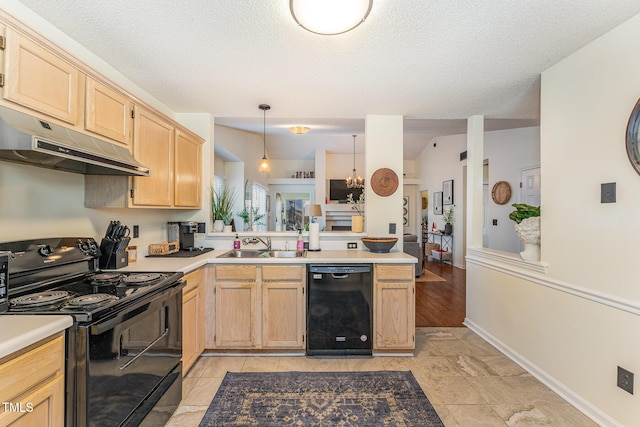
199;371;444;427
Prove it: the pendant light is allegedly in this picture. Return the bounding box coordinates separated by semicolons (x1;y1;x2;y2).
258;104;271;173
346;134;364;189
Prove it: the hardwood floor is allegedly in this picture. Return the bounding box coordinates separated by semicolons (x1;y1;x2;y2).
415;260;466;327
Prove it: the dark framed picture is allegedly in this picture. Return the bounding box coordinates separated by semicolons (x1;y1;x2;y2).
443;180;454;205
434;191;443;215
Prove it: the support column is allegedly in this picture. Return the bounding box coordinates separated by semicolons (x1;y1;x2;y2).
365;115;404;248
466;115;484;250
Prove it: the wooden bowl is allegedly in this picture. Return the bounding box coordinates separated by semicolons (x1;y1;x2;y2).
361;237;398;253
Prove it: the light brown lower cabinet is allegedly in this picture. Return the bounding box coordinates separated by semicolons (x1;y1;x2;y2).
182;268;205;375
213;264;305;350
0;333;65;426
374;264;416;351
262;265;305;349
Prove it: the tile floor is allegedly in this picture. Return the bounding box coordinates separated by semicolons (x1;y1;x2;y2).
166;327;598;426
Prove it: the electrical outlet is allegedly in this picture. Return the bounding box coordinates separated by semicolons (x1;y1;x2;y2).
492;219;498;226
389;223;396;234
617;366;634;395
347;242;358;249
133;225;139;238
601;182;616;203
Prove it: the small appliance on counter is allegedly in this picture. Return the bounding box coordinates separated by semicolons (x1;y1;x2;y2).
146;222;213;258
99;220;130;269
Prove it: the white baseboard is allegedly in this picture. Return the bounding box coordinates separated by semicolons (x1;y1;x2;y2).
464;318;622;427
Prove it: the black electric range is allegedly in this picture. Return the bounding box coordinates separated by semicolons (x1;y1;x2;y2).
0;237;185;427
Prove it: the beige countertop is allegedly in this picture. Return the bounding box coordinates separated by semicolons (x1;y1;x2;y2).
0;315;72;359
120;249;417;274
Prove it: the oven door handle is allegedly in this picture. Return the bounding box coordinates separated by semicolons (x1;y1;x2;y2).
331;273;349;279
90;285;181;335
118;326;169;370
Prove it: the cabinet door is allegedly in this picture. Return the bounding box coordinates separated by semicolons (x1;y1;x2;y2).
132;106;174;206
182;287;199;374
3;27;79;124
174;129;202;208
215;281;257;348
85;77;133;145
374;265;415;350
0;375;64;427
262;281;304;349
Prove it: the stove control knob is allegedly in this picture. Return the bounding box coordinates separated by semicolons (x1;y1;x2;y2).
78;240;99;256
38;245;53;257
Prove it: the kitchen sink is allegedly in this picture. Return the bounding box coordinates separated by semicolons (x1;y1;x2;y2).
217;249;268;258
269;250;306;258
217;249;306;258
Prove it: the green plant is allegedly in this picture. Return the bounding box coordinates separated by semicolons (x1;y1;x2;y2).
238;207;265;225
508;203;540;224
210;184;237;222
443;206;454;223
347;192;365;215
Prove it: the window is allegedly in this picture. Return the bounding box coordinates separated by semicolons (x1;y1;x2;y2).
251;183;268;232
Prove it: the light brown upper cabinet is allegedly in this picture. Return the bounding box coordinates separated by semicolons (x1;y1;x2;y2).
174;129;202;208
131;105;174;207
85;77;133;146
2;27;80;125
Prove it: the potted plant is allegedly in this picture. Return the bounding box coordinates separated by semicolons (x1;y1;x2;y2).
210;184;236;232
238;207;265;231
509;203;541;261
347;192;365;232
442;206;454;235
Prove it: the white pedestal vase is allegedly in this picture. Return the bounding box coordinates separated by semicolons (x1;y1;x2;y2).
514;217;540;261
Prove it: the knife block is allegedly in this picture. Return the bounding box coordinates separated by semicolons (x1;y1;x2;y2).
99;238;129;269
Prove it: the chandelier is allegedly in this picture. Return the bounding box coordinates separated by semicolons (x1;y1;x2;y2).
346;134;364;189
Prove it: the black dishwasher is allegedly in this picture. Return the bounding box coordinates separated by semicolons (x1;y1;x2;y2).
307;264;372;356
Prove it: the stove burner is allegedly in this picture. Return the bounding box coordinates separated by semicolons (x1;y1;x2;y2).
10;291;70;307
122;273;163;285
64;293;118;309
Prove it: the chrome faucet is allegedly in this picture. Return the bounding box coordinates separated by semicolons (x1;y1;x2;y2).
242;236;271;251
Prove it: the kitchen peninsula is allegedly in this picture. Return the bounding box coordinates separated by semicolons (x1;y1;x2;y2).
121;248;417;371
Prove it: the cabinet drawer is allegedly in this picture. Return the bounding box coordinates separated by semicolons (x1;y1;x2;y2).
262;265;304;281
183;267;204;294
0;334;64;403
215;265;257;281
375;264;414;281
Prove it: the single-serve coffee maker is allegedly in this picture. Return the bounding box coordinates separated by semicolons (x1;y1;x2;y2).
168;222;205;251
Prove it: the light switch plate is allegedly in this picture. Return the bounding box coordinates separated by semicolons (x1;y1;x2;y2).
601;182;616;203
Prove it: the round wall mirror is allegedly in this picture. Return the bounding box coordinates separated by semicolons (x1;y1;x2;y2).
626;98;640;175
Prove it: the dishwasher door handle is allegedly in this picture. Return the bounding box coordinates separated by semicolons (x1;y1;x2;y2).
331;273;349;279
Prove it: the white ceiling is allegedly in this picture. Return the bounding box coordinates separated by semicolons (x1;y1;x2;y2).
13;0;640;158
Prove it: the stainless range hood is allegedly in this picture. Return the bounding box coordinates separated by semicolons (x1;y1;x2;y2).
0;106;150;176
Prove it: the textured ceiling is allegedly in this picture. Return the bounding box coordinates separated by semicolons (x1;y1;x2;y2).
11;0;640;157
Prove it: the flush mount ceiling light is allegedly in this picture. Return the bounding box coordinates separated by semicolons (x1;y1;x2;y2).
290;0;373;35
289;126;311;134
346;134;364;189
258;104;271;173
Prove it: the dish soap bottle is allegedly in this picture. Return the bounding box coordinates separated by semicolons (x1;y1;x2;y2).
296;230;304;251
234;234;241;250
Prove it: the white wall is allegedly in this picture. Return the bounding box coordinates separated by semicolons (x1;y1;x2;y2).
466;12;640;427
214;125;268;189
485;127;540;253
365;115;404;245
417;133;466;267
417;127;540;265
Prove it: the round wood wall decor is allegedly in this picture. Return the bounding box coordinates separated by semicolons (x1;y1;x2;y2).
491;181;512;205
370;168;399;197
